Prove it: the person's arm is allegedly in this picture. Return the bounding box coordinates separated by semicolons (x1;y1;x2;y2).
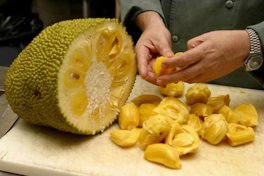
120;0;165;42
120;0;174;84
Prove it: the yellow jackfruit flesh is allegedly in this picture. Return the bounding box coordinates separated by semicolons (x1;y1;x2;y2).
186;84;211;105
201;114;228;145
110;128;141;147
154;97;189;124
225;123;255;146
190;103;213;119
159;81;185;97
234;103;259;127
118;102;139;130
165;123;200;156
144;143;181;169
207;95;230;113
152;56;171;76
152;52;183;77
4;19;137;135
219;105;240;123
138;103;157;127
187;114;203;136
138;114;171;150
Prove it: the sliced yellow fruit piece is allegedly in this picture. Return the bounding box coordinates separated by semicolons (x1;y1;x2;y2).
110;128;141;147
234;103;259;127
226;123;255;146
144;143;181;169
159;81;185;97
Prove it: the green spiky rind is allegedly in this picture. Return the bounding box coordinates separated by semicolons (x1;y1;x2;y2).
4;18;128;135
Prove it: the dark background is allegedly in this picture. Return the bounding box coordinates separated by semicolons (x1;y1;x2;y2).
0;0;116;66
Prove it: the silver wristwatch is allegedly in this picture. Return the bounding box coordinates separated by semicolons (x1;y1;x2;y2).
244;29;263;71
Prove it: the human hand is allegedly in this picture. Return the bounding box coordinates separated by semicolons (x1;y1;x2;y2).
135;11;174;84
157;30;250;85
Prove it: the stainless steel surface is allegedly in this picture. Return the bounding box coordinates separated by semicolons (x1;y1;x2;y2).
0;94;18;138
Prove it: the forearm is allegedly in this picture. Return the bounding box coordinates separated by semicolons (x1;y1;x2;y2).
135;11;166;31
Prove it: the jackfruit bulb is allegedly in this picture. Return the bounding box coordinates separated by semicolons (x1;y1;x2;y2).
4;18;137;135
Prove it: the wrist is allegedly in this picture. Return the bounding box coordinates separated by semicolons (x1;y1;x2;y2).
135;11;166;31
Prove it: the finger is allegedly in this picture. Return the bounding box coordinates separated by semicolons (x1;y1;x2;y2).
158;61;203;85
185;73;204;83
187;35;205;50
155;40;174;57
162;43;206;68
135;44;150;78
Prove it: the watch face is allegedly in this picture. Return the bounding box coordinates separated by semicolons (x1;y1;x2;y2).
246;54;263;71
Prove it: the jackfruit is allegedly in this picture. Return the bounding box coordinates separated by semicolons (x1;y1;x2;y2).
187;114;203;136
225;123;255;146
118;102;139;130
138;103;157;127
110;128;141;147
4;18;137;135
234;103;259;127
152;52;183;76
190;103;213;119
138;114;171;150
186;84;211;105
154;97;189;124
165;123;200;156
144;143;181;169
201;114;228;145
219;105;240;123
207;95;230;113
159;81;185;97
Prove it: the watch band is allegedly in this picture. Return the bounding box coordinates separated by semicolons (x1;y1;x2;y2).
244;29;263;71
246;29;262;54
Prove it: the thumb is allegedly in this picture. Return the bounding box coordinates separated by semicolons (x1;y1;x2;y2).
187;36;204;50
155;40;174;57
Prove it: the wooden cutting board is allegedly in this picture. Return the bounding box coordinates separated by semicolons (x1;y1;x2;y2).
0;76;264;176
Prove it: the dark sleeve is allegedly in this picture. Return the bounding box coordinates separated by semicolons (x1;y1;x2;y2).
120;0;165;43
247;22;264;88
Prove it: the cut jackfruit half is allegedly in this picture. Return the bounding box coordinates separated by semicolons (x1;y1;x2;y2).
5;19;137;135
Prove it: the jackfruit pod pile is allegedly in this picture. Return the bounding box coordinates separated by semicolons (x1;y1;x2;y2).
110;76;259;169
5;18;137;135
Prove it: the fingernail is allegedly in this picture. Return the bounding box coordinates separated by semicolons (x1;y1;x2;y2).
165;51;174;57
